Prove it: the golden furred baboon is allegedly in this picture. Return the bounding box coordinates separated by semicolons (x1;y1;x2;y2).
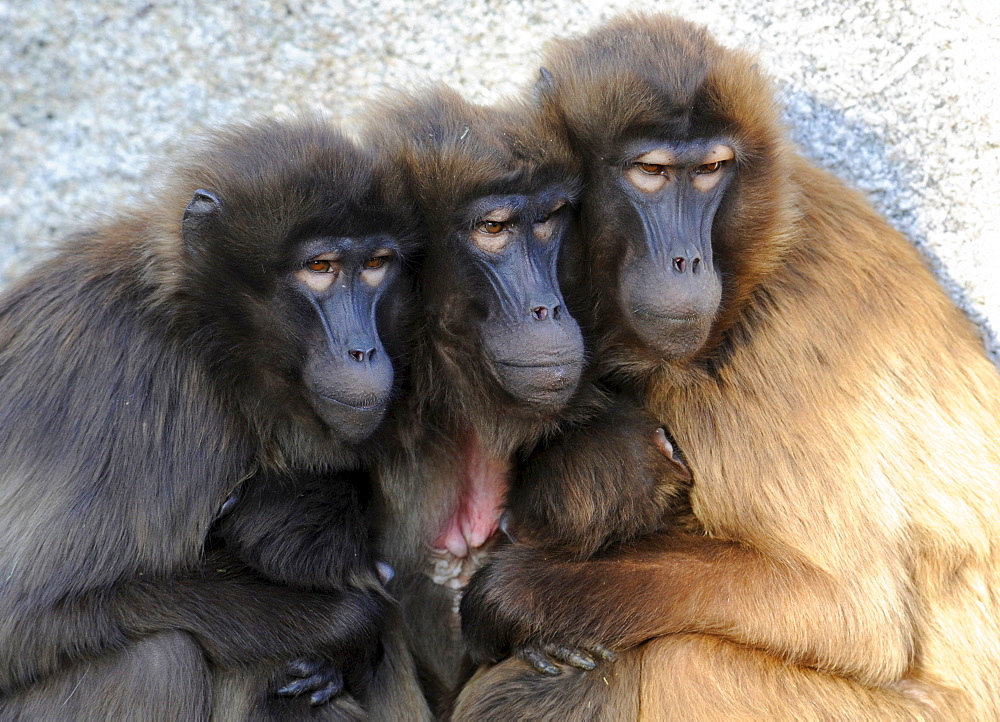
456;14;1000;720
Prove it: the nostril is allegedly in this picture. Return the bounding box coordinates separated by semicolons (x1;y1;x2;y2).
348;349;370;362
692;257;701;272
673;257;686;273
532;306;549;321
552;304;561;320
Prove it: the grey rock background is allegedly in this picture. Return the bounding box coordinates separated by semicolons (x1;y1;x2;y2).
2;0;998;361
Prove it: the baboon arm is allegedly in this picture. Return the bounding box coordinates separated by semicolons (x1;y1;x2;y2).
508;393;690;558
217;471;378;591
507;397;691;559
0;561;383;696
127;563;385;666
461;532;914;687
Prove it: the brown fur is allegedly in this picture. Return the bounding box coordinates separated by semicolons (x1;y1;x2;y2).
454;14;1000;720
361;86;588;709
365;87;692;710
505;395;692;560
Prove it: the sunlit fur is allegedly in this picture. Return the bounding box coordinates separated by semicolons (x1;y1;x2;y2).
454;14;1000;720
0;117;427;719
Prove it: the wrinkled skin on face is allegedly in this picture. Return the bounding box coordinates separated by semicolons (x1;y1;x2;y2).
182;189;406;445
462;188;585;408
290;236;402;442
609;139;731;359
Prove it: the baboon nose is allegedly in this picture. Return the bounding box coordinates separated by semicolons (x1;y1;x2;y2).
672;256;702;273
348;348;375;362
531;304;561;321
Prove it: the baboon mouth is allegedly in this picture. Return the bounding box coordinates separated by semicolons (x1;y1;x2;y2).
495;360;581;370
633;309;702;324
316;393;386;412
495;361;581;388
492;361;582;405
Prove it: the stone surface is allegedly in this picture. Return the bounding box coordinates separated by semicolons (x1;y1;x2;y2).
2;0;997;360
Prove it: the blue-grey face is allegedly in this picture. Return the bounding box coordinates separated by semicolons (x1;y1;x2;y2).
180;181;409;447
292;235;401;443
466;192;584;409
614;139;732;358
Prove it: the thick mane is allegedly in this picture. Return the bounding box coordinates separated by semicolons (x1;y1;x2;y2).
148;118;415;301
540;15;800;374
366;86;579;235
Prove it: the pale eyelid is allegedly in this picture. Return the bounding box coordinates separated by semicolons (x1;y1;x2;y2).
534;219;558;241
538;199;567;219
471;229;511;254
626;166;669;193
634;149;676;166
361;264;389;287
366;248;395;263
480;206;516;224
362;249;394;272
692;145;736;191
702;145;735;164
533;201;565;240
296;266;337;292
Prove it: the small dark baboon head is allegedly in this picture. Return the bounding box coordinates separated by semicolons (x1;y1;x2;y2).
162;118;419;448
365;87;585;413
536;14;796;367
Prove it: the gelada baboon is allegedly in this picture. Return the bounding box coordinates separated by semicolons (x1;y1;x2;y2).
456;14;1000;720
361;85;586;707
363;86;692;712
0;117;427;719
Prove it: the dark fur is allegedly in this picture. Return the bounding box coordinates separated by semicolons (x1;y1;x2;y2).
361;86;587;709
454;14;1000;720
0;117;427;719
505;394;691;561
363;87;691;712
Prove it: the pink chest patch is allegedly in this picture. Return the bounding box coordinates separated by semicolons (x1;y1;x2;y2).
432;433;510;558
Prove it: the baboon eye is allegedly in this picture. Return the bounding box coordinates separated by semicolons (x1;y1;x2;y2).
636;162;667;175
535;200;566;225
364;256;387;269
307;259;334;273
695;161;724;174
478;220;506;234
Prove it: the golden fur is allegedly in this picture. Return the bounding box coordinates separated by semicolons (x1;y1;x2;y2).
454;15;1000;719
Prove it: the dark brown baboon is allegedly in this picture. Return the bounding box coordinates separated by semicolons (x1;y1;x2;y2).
0;117;428;720
456;14;1000;720
505;397;692;564
362;86;690;712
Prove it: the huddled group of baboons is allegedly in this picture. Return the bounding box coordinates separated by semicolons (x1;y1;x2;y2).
1;13;999;721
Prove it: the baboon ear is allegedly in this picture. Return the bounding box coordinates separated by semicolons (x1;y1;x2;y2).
531;67;556;107
181;189;223;252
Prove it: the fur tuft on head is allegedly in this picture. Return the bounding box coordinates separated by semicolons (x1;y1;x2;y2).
538;14;801;371
364;87;583;441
